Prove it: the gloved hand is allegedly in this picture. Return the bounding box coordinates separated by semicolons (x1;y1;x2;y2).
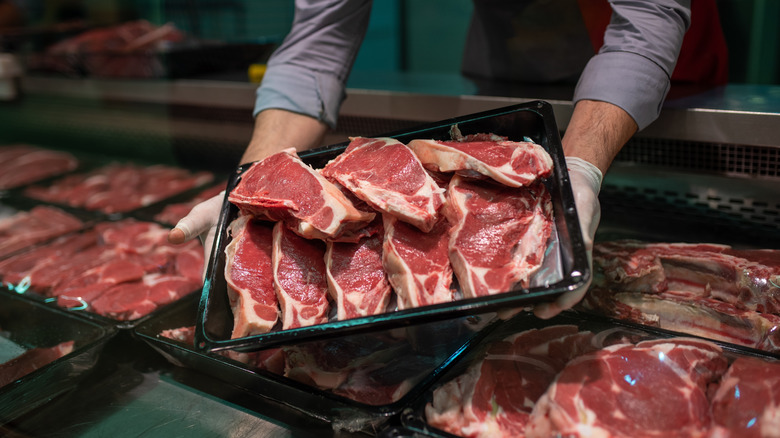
167;191;225;278
534;156;602;319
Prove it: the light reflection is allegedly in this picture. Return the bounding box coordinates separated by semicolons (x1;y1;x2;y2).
4;276;31;294
734;385;741;400
747;417;756;428
623;374;637;386
658;351;666;362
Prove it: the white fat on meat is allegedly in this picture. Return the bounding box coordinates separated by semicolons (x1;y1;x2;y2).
320;137;445;232
228;148;374;241
272;222;330;330
446;175;553;298
224;215;279;338
407;137;553;187
382;214;453;310
325;220;392;320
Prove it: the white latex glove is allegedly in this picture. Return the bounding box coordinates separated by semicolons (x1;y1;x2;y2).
167;191;225;277
534;157;602;319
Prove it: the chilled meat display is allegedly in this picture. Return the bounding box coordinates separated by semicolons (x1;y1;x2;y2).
0;341;75;388
229;148;374;241
224;215;279;338
0;145;79;190
321;137;446;232
0;219;203;321
581;240;780;353
23;163;213;214
425;320;780;438
446;175;553;298
0;206;84;258
527;337;729;438
426;325;597;437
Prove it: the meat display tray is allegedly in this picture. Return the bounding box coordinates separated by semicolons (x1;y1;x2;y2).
196;100;589;352
0;292;116;423
397;309;780;438
134;293;502;431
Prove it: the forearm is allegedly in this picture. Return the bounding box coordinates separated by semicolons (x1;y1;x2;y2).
561;99;637;176
240;109;329;165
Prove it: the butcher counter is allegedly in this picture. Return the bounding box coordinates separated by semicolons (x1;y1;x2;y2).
1;73;779;437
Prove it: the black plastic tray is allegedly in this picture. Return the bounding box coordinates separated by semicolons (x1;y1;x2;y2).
134;293;502;431
398;309;780;438
196;100;589;352
0;292;116;423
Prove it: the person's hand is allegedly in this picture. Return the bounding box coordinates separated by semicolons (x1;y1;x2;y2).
167;191;225;277
534;156;602;319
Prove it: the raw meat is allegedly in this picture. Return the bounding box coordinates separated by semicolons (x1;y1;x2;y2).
0;341;75;388
229;148;374;241
320;137;445;232
592;240;780;313
0;206;84;258
382;214;454;309
407;137;553;187
224;215;278;338
709;356;780;438
325;219;392;319
426;325;596;438
446;175;553;298
0;219;203;320
272;222;330;329
526;338;729;438
0;144;78;190
582;287;780;353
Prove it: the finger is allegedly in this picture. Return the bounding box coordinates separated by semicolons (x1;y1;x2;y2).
167;191;225;244
533;301;561;319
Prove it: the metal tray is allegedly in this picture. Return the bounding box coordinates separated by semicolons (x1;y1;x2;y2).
135;293;502;432
196;101;589;352
398;309;780;438
0;292;116;423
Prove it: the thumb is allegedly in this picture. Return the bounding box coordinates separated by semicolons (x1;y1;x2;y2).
168;191;225;244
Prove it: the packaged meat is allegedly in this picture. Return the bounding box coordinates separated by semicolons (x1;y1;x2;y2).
404;311;780;438
197;101;588;352
135;293;501;432
0;219;203;324
0;292;115;423
0;144;78;190
0;205;86;259
23;162;213;214
581;239;780;354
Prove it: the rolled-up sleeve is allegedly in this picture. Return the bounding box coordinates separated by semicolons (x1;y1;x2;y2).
254;0;372;129
573;0;691;130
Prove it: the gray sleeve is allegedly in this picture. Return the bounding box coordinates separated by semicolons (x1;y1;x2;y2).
573;0;691;130
254;0;372;129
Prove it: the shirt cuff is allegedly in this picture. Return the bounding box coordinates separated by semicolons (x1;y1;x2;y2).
573;51;671;131
254;64;345;130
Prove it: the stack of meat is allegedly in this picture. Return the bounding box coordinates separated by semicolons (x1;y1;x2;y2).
24;163;213;214
0;206;84;258
580;240;780;353
0;219;204;321
425;322;780;438
29;20;185;78
222;131;555;339
0;144;78;190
